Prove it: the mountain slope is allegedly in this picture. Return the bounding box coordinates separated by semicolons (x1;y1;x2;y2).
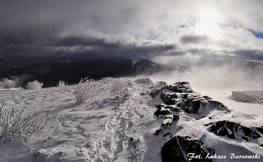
0;57;175;88
0;77;262;162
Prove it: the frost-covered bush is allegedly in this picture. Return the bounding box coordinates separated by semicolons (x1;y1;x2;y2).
74;78;97;104
0;104;45;143
57;80;67;87
100;77;113;84
110;79;127;92
26;80;43;89
0;78;18;89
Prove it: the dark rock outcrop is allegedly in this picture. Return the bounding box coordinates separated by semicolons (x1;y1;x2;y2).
154;107;172;117
256;127;263;134
134;78;154;85
151;82;229;115
208;120;262;141
150;81;262;161
150;89;162;98
160;93;177;105
161;136;215;162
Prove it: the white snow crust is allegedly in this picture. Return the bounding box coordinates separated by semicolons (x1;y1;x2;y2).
0;77;262;162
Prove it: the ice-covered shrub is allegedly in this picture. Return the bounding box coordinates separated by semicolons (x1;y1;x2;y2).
0;104;45;143
26;80;43;89
74;78;97;104
110;79;127;92
100;77;113;84
57;80;67;87
0;78;18;89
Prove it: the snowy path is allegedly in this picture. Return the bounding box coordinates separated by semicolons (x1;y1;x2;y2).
94;86;153;162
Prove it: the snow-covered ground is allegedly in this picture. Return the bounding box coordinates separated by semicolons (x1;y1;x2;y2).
0;77;262;162
0;78;158;161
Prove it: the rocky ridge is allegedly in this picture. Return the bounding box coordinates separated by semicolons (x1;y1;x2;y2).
149;81;263;161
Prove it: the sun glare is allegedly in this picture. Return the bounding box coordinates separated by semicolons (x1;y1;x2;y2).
195;11;223;39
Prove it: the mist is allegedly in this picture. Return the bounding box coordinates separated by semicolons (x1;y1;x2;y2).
147;60;263;91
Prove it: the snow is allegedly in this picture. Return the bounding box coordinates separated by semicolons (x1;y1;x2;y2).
0;77;263;161
196;90;263;119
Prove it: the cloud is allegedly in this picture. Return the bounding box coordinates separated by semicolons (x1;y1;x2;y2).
1;0;263;62
180;35;209;44
234;50;263;60
52;36;121;49
42;35;176;59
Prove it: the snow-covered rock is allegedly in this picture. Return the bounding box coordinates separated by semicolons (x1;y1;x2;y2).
208;120;262;142
150;81;263;161
161;136;215;162
151;81;229;115
134;78;154;85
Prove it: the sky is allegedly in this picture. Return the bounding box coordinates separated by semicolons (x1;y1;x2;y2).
1;0;263;64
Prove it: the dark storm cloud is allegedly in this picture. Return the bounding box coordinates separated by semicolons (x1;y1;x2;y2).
43;35;176;59
0;0;176;58
0;0;64;57
180;35;209;44
186;48;232;62
0;0;91;57
52;37;121;49
124;44;176;58
234;50;263;60
1;0;263;62
0;24;58;56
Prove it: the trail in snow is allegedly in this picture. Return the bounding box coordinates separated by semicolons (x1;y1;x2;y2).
94;85;153;162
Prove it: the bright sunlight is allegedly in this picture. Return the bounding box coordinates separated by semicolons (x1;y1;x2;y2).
195;10;223;39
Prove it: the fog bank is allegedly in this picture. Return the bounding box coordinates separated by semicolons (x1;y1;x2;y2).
148;62;263;91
